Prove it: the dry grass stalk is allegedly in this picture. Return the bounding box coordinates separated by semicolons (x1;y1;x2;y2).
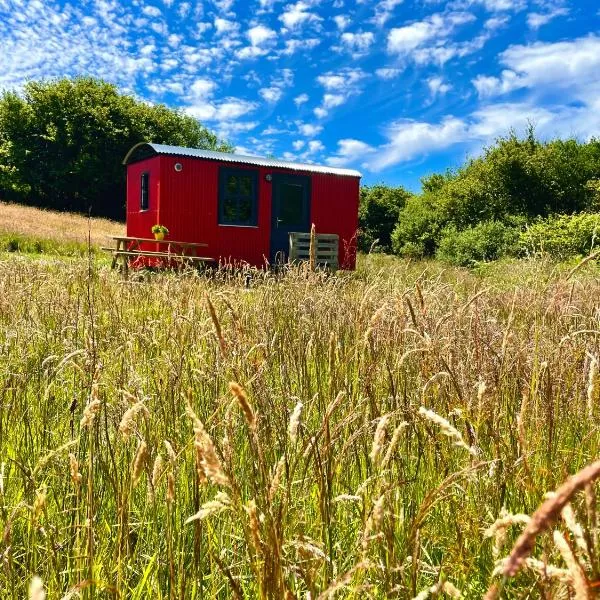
245;499;262;556
186;492;232;523
381;421;409;468
553;530;591;599
32;484;47;523
269;456;285;504
362;493;386;551
205;294;227;354
164;440;177;469
561;502;590;559
316;560;370;599
80;399;101;429
229;381;256;430
28;575;46;600
186;400;230;487
586;354;597;420
370;414;390;465
132;440;148;487
69;453;82;488
119;401;149;439
485;510;531;558
288;400;303;444
418;407;477;457
166;471;175;505
502;459;600;577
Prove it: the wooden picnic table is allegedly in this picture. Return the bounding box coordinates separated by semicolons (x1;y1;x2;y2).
103;236;214;274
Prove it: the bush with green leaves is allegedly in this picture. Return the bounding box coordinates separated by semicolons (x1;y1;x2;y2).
390;130;600;261
436;220;521;267
519;212;600;259
358;184;412;252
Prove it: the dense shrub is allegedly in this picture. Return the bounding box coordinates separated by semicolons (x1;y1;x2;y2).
519;212;600;259
389;130;600;264
358;184;412;252
436;221;521;266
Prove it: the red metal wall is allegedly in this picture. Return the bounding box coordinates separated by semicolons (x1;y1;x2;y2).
126;155;359;269
126;156;161;240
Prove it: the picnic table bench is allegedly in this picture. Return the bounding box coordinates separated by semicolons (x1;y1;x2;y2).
103;236;215;274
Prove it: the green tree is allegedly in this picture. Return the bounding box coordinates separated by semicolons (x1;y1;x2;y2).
358;184;412;252
0;77;232;219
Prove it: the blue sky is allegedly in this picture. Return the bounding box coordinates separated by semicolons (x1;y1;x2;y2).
0;0;599;190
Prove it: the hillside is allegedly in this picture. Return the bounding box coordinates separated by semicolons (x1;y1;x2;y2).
0;201;124;248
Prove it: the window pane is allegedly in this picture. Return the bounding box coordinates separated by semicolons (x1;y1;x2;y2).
140;173;149;210
239;175;252;197
222;197;238;222
226;175;238;195
237;197;252;222
219;168;258;225
278;183;304;226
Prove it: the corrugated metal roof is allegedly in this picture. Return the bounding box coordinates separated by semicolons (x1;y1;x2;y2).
123;142;362;178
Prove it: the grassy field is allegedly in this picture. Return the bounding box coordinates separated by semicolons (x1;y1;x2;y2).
0;202;124;257
2;223;600;597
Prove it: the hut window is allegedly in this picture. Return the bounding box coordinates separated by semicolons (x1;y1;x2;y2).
140;172;149;211
218;168;258;226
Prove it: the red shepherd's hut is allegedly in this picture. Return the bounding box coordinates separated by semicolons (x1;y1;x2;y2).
122;143;362;269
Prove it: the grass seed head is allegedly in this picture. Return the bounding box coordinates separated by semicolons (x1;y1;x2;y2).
132;439;148;487
119;401;149;439
288;400;303;444
80;399;101;429
229;381;256;430
68;453;82;487
28;576;45;600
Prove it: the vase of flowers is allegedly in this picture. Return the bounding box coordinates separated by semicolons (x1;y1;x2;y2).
151;224;169;240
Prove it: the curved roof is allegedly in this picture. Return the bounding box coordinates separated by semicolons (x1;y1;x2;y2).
123;142;362;178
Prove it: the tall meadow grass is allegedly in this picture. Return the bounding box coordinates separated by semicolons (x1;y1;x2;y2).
1;254;600;598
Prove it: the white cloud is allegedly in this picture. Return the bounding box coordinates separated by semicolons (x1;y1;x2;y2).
340;31;375;56
333;15;350;30
472;35;600;100
294;93;309;106
292;140;305;150
526;7;569;29
281;37;320;54
142;4;162;17
427;76;452;97
279;1;322;29
317;68;366;90
371;0;404;27
212;0;235;13
307;140;324;153
214;17;238;35
189;78;217;99
247;24;276;46
375;67;401;79
186;99;258;122
484;15;510;29
260;86;283;103
297;122;323;137
236;24;277;59
327;139;376;167
387;11;475;56
367;117;467;171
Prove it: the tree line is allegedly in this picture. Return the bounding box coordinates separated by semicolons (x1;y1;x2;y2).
1;77;599;263
0;77;231;220
359;128;600;264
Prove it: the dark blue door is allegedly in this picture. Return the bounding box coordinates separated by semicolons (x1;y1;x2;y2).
270;173;310;263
